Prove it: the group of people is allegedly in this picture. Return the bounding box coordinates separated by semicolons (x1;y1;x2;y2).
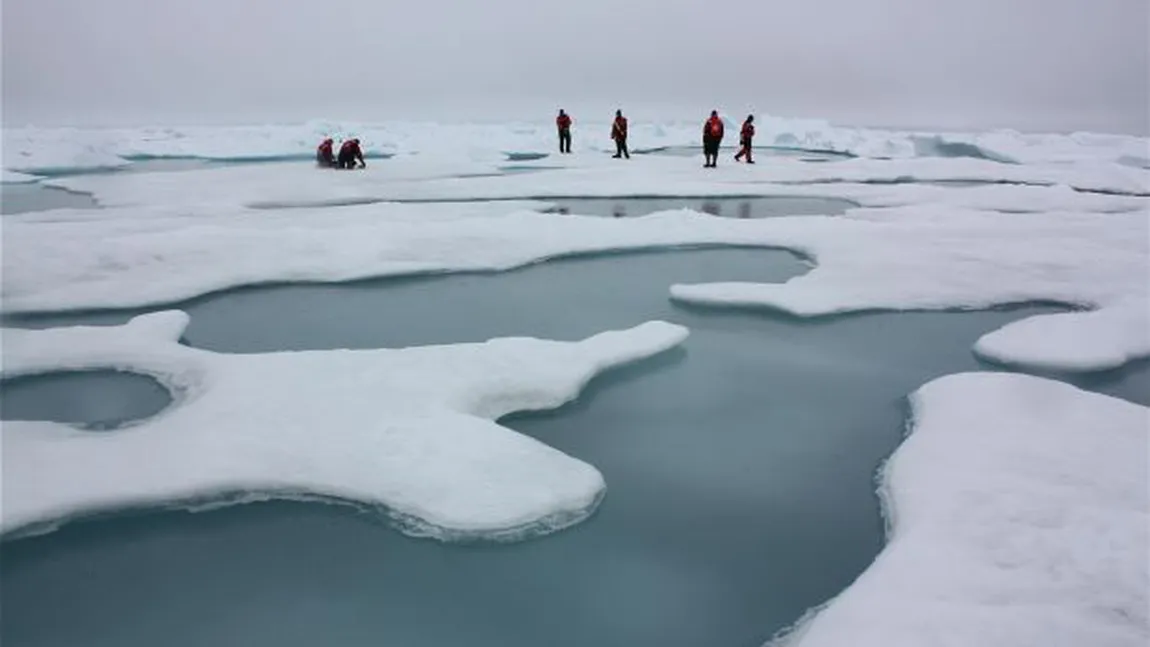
316;137;365;169
317;110;756;170
560;109;756;166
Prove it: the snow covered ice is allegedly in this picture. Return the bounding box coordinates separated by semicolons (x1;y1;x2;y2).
0;311;688;538
780;373;1149;647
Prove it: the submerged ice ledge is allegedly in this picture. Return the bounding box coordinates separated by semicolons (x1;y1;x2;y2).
779;372;1149;647
0;312;689;540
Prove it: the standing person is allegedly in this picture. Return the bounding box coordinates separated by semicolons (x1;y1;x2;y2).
556;110;573;154
735;115;755;163
611;110;630;159
316;137;336;167
337;138;365;169
703;110;724;168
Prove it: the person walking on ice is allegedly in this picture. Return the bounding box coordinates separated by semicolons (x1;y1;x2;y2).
556;110;573;153
611;110;630;159
703;110;724;168
735;115;755;163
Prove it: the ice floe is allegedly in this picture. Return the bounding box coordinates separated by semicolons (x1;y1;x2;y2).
0;312;688;539
780;372;1149;647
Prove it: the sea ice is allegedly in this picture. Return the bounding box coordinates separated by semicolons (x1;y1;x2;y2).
40;153;1149;210
974;298;1150;372
0;312;689;539
5;118;1148;173
6;199;1144;372
779;372;1149;647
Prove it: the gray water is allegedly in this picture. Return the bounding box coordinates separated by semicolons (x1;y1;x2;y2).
4;248;1146;647
1;184;98;214
0;370;171;430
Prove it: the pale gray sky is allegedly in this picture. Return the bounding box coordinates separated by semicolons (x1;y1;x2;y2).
3;0;1148;133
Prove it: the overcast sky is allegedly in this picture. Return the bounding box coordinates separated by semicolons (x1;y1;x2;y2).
3;0;1147;134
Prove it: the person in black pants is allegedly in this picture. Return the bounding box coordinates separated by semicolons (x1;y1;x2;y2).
735;115;756;163
611;110;630;159
337;138;365;169
556;110;572;153
702;110;724;168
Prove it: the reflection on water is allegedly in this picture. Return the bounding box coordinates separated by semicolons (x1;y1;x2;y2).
542;195;855;219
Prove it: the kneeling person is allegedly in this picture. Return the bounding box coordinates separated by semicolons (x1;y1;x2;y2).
316;137;336;167
337;138;366;169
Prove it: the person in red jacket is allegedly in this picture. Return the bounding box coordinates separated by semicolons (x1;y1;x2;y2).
611;110;630;159
703;110;725;168
556;109;573;154
316;137;336;167
337;138;365;169
735;115;756;164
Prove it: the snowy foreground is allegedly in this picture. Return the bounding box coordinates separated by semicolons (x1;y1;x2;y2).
2;119;1149;645
783;374;1148;647
0;312;687;538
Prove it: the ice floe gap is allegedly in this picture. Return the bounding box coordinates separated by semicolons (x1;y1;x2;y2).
0;312;688;540
777;372;1149;647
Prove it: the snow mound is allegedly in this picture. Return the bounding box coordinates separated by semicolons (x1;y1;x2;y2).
0;313;689;539
779;372;1149;647
974;298;1150;372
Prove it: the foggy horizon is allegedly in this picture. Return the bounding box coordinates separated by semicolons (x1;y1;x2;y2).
3;0;1148;135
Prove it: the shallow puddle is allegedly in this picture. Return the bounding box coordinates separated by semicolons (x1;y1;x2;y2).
0;370;171;429
1;184;98;214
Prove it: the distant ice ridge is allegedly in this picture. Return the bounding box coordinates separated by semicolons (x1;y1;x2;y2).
0;312;689;539
4;116;1148;173
775;372;1149;647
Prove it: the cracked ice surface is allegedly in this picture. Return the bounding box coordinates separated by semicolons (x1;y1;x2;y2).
781;372;1149;647
0;312;688;539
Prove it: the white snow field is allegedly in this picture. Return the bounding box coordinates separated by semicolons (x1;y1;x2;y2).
780;372;1149;647
0;311;688;538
